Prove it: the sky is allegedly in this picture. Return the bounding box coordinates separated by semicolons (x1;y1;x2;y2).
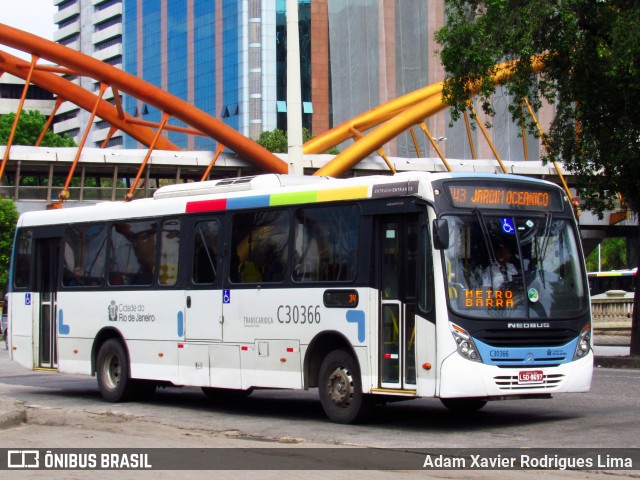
2;1;56;60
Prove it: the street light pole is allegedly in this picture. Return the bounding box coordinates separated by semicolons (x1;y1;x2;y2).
286;0;304;175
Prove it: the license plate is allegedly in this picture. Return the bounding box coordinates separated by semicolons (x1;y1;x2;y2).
518;370;544;384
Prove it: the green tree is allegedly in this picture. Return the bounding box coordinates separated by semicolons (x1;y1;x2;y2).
257;128;339;154
586;238;627;272
435;1;640;355
0;110;76;147
0;198;19;296
256;128;289;153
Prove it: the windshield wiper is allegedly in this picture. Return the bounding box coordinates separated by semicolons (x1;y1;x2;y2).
474;208;496;262
537;213;553;285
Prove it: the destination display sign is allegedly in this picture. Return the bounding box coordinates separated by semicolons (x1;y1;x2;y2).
446;183;564;211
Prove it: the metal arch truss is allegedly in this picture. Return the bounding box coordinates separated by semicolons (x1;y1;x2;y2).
0;23;287;204
303;55;576;211
0;25;576;210
305;56;547;177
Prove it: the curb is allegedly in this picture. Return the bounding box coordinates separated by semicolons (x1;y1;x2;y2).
594;356;640;369
0;401;26;430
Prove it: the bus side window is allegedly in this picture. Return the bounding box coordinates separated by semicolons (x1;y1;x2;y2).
109;220;157;286
159;219;180;286
13;229;33;289
292;205;359;283
192;220;218;285
231;211;289;284
63;224;107;287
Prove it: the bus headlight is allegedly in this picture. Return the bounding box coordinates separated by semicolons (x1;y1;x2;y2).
450;323;482;363
573;323;591;360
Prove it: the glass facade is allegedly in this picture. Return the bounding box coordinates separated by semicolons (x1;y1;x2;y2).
122;0;314;149
118;0;538;160
221;0;240;133
142;0;162;129
123;0;138;116
193;0;216;149
327;0;539;160
123;0;220;149
167;0;188;147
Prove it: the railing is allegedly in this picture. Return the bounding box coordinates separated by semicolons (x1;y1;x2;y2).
591;291;633;331
1;184;160;203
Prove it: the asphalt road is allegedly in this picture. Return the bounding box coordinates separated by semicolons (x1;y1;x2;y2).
0;347;639;479
0;347;639;449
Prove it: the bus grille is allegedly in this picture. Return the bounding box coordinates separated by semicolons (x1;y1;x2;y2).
476;329;576;347
493;373;565;391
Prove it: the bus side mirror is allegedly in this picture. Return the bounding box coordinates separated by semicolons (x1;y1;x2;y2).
432;219;449;250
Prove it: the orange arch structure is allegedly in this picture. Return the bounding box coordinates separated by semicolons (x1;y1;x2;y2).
305;57;546;177
0;50;179;151
0;23;287;183
1;24;572;205
301;55;577;209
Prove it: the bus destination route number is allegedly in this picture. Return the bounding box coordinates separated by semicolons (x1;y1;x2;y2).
446;184;563;211
277;305;321;324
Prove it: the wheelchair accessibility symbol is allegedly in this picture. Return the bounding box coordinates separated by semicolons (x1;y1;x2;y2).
501;217;515;234
223;290;231;304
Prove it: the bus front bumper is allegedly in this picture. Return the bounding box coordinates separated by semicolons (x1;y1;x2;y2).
438;351;593;399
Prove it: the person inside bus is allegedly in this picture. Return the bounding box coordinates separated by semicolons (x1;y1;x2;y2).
483;244;518;289
68;265;86;286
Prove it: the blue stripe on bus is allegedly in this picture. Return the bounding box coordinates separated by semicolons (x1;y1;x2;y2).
226;195;271;210
346;310;366;343
58;309;70;335
474;337;579;366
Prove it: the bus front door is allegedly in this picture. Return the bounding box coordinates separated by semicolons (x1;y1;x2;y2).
378;216;418;391
36;238;60;369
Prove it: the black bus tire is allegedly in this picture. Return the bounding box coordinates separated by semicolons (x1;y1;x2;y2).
318;349;372;424
96;339;136;402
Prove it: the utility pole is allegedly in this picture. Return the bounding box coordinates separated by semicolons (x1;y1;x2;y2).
286;0;304;175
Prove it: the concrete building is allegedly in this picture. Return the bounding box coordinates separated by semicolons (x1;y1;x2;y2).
0;73;56;116
48;0;548;160
120;0;315;150
53;0;123;148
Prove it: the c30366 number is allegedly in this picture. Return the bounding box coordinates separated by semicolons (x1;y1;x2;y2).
277;305;321;324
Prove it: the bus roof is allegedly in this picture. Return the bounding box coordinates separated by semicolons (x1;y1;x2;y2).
16;171;563;228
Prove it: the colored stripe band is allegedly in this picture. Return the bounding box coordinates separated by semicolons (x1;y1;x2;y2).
185;186;370;213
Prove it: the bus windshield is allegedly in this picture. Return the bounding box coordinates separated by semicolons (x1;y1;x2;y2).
443;213;587;319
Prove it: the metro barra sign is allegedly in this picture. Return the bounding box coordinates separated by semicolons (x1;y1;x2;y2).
463;289;514;308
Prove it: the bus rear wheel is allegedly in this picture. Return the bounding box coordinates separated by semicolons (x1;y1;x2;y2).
96;339;137;402
440;397;487;413
318;349;372;424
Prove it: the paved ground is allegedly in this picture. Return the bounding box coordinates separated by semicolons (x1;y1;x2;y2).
1;333;639;431
0;333;639;478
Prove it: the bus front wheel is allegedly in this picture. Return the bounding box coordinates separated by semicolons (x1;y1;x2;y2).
318;349;372;424
96;339;137;402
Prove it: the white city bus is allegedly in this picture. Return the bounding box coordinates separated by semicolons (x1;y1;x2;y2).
6;172;593;423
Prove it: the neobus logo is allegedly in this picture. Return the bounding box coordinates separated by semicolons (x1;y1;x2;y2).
507;322;550;329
